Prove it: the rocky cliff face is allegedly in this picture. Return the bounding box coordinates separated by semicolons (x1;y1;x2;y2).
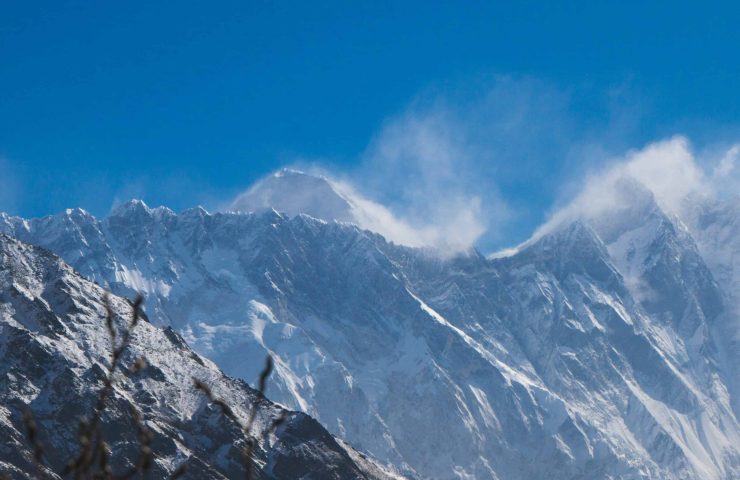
0;234;403;480
1;172;738;479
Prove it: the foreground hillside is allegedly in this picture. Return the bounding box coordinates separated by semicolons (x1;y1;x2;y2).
0;233;402;479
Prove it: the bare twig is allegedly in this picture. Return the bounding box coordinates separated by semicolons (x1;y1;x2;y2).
22;293;283;480
193;379;241;426
193;354;276;480
89;440;112;480
265;410;288;440
22;406;47;477
169;463;187;479
257;356;273;397
117;404;153;479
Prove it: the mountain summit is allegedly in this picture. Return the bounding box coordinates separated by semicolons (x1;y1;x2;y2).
230;169;357;223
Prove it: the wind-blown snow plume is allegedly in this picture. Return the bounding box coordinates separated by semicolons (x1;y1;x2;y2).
227;165;487;254
523;136;739;243
355;104;495;252
228;74;739;258
230;134;740;257
711;143;740;196
229;78;582;253
227;102;499;253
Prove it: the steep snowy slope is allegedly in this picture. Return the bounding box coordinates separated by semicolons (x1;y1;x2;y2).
681;195;740;417
396;219;739;480
1;172;738;479
0;233;403;479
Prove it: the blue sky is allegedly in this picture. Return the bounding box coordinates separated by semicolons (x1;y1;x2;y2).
2;1;739;249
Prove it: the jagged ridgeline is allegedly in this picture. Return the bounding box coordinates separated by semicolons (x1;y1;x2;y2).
0;170;739;479
0;234;403;479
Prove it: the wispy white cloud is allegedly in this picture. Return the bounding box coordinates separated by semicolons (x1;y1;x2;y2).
225;77;652;253
328;178;438;248
710;144;740;198
713;145;739;178
230;79;565;253
341;75;650;252
349;101;501;252
570;136;706;217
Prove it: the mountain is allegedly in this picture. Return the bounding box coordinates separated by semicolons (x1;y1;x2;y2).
0;233;403;479
1;171;738;479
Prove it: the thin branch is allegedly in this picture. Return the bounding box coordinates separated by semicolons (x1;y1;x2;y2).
22;407;47;478
193;354;276;480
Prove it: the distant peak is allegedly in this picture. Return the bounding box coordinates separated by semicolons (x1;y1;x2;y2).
116;198;149;209
228;168;354;223
108;199;152;218
274;167;314;178
492;219;606;262
272;168;336;187
179;205;210;218
532;219;603;250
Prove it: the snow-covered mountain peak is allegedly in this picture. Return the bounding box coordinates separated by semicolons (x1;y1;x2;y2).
491;177;664;260
584;177;663;242
62;207;95;220
501;220;628;291
228;169;440;249
109;198;176;221
513;219;602;261
179;205;210;220
109;198;152;216
230;169;356;223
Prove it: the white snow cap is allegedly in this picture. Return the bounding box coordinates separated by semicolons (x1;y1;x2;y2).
229;169;356;222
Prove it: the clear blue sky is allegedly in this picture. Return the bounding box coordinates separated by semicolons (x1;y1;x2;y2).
1;1;739;246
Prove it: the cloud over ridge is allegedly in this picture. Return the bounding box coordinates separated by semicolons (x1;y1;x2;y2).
227;134;740;257
500;135;740;255
226;78;740;257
